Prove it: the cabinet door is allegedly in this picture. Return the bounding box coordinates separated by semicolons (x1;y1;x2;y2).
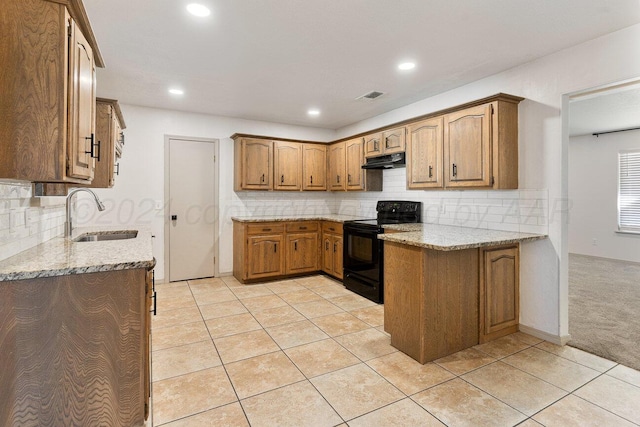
382;127;405;155
480;245;519;343
345;138;364;190
332;235;343;279
328;142;346;191
286;232;319;274
444;104;492;188
363;133;382;158
241;138;273;190
322;233;333;274
302;144;327;190
246;234;284;279
407;117;443;189
67;18;96;180
274;141;302;191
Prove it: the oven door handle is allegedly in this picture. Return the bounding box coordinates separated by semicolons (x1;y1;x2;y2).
344;225;382;234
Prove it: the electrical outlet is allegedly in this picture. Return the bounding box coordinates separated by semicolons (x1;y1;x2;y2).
592;238;597;246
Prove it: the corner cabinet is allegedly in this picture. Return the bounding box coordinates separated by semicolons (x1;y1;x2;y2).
328;138;382;192
88;98;126;188
364;127;406;158
406;94;522;190
0;0;103;184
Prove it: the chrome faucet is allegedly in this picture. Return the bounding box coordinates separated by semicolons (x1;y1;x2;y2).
65;188;106;238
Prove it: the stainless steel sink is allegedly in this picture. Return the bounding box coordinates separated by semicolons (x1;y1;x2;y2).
73;231;138;242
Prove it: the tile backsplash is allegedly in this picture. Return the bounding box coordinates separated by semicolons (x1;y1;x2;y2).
0;181;65;261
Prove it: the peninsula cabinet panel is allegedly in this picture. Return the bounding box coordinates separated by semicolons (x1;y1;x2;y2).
302;143;327;190
0;1;100;184
0;269;147;427
479;244;520;343
234;137;273;190
406;117;444;189
274;141;302;191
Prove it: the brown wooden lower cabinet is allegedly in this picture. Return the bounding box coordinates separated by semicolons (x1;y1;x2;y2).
384;241;520;364
0;268;150;426
321;221;343;280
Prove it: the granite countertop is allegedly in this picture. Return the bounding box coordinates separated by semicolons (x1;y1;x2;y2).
379;223;547;250
0;226;155;282
231;214;369;223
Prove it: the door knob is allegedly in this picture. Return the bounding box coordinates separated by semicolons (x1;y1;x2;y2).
171;215;177;221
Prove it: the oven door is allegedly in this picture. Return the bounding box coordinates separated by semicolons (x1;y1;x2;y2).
343;224;382;283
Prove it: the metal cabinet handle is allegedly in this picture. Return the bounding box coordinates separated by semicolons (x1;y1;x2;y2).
325;241;329;250
281;174;284;184
115;162;120;176
274;243;277;253
328;227;335;231
337;175;340;184
310;175;313;184
85;134;101;160
120;132;125;145
261;174;265;183
333;243;337;253
428;165;432;178
452;164;457;177
348;174;351;184
150;290;157;315
294;241;298;251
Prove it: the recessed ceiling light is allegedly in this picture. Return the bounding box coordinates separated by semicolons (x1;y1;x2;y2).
398;62;416;71
186;3;211;17
307;109;320;116
169;88;184;95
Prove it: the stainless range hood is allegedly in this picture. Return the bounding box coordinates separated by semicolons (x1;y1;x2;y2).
361;152;406;169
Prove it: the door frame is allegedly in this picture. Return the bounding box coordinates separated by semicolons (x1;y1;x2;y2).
164;135;220;282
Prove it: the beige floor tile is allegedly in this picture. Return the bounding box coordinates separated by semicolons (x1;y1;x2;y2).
462;361;567;416
188;276;227;288
517;419;544;426
152;321;211;351
348;398;445;427
279;289;324;305
434;347;497;376
152;340;221;381
512;332;544;345
231;285;274;299
285;338;361;378
241;380;343;427
310;364;404;420
474;333;535;359
293;299;344;318
574;374;640;423
265;319;329;349
226;351;305;398
536;342;617;372
328;294;377;311
157;286;197;310
312;312;370;337
296;275;340;288
162;402;249;427
350;305;385;327
607;364;640;387
251;304;305;328
264;280;305;294
533;394;636;427
241;294;288;312
412;378;527;427
221;276;243;287
502;347;600;392
152;366;237;425
151;305;202;329
205;312;261;338
198;299;248;320
214;329;280;363
192;288;238;306
190;282;232;300
334;328;397;361
157;280;189;289
312;284;354;299
367;352;454;395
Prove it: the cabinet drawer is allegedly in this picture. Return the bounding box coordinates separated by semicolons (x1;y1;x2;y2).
286;221;319;233
246;223;285;235
322;221;343;234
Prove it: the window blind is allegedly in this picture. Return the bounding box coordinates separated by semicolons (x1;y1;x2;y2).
619;150;640;232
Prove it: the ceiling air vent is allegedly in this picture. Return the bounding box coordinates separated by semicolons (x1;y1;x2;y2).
356;91;385;101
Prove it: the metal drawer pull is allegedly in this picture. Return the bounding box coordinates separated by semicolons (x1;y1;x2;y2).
262;228;272;232
299;226;307;230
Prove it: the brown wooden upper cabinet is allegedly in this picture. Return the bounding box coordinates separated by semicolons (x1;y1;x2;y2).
407;94;521;190
234;137;273;190
0;0;104;184
328;138;382;192
88;98;126;188
328;142;346;191
302;144;327;190
274;141;302;191
364;127;406;158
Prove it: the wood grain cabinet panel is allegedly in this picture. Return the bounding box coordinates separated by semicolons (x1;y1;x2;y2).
406;117;444;189
274;141;302;190
88;98;126;188
328;138;382;192
364;133;383;158
246;235;285;279
0;269;148;426
382;127;406;155
286;232;320;274
302;144;327;190
0;0;103;184
321;221;343;279
480;244;520;343
235;138;273;190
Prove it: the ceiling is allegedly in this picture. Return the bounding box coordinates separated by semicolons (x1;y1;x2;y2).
83;0;640;130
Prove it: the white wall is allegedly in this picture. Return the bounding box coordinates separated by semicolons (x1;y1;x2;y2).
569;130;640;262
335;23;640;341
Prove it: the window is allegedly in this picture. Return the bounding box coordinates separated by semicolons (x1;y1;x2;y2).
618;150;640;232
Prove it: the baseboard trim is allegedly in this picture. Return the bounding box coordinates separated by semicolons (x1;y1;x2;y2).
519;324;571;345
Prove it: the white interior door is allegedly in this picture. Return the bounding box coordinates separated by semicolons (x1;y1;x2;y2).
169;138;216;282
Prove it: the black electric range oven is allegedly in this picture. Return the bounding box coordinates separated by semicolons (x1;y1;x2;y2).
343;201;422;303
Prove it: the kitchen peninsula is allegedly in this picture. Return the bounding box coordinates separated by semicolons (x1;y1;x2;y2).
379;223;546;364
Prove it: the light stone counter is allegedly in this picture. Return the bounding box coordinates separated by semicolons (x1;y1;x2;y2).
379;223;546;250
0;226;155;282
231;214;369;223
